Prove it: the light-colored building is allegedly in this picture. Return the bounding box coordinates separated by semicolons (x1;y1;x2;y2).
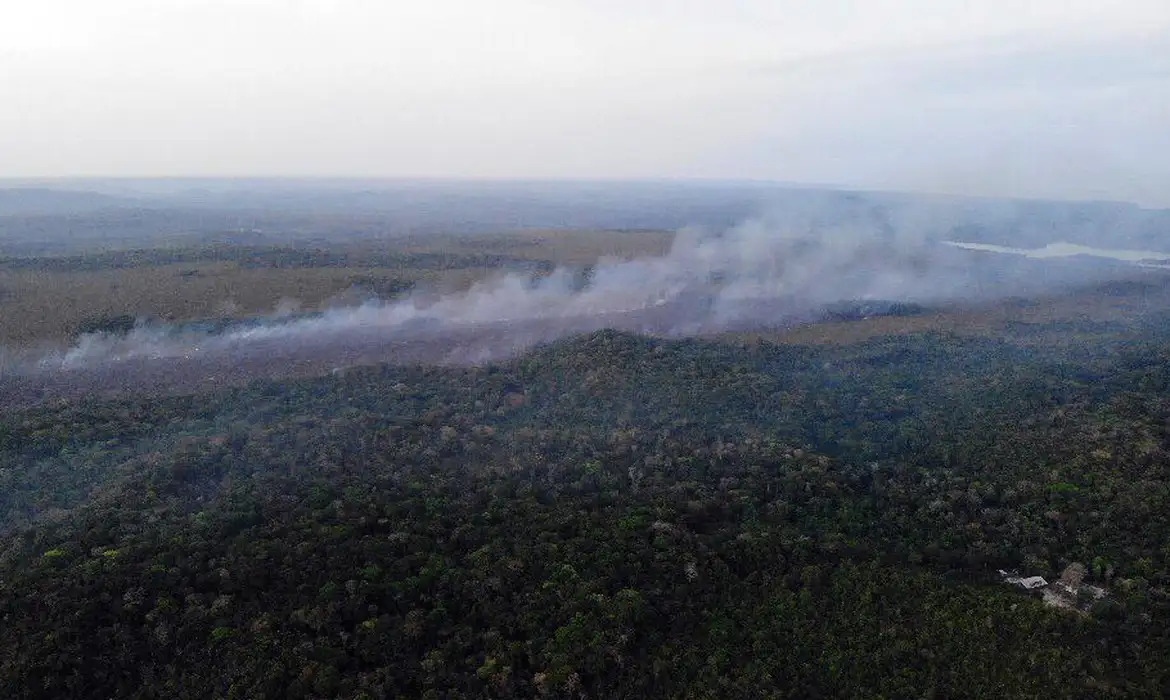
1007;575;1049;590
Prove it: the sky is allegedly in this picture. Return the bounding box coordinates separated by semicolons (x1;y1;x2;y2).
2;0;1168;205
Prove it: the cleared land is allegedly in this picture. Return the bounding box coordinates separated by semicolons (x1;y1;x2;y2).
0;229;674;347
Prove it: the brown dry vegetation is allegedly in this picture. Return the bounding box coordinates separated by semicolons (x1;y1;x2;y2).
434;228;675;264
0;264;424;346
0;229;675;347
4;226;1164;351
724;280;1170;347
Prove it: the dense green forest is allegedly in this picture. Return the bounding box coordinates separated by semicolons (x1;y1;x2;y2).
3;320;1170;697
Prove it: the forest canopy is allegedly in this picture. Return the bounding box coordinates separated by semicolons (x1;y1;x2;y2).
3;317;1170;697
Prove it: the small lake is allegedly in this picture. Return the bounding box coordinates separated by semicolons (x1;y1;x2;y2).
943;241;1170;264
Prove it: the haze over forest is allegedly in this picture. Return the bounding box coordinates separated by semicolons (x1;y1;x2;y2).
0;180;1167;384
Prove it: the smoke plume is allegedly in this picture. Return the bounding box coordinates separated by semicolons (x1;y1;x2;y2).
9;213;1166;381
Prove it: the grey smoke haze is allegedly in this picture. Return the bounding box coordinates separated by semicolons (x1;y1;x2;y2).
5;180;1169;261
17;212;1163;375
3;1;1168;205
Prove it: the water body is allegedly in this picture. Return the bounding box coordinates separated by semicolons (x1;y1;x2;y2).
944;241;1170;264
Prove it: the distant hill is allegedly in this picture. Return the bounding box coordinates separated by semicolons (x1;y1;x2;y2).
0;188;136;215
1;180;1166;254
134;180;1170;251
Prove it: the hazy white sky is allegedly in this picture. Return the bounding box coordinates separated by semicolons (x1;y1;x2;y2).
2;0;1168;204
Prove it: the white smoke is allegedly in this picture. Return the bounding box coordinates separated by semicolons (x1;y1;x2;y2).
17;214;1143;373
